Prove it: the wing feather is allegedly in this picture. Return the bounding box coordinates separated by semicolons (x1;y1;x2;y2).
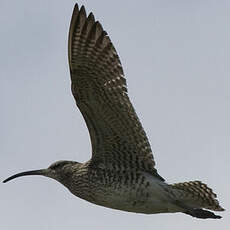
68;4;164;181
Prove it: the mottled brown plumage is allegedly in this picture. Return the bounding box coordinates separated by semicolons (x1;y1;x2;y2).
3;3;224;219
68;4;161;179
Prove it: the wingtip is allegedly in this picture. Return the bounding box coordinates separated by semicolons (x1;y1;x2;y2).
213;214;222;219
88;12;95;21
73;3;79;11
184;208;223;219
72;4;87;19
79;5;86;17
72;3;80;17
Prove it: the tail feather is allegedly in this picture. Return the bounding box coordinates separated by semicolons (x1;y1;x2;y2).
171;180;224;211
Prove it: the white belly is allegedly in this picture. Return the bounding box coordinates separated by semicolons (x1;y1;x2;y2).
88;173;180;214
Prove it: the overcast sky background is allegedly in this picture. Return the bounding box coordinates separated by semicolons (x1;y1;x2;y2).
0;0;229;229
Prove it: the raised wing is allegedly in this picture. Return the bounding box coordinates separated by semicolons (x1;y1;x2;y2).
68;4;164;180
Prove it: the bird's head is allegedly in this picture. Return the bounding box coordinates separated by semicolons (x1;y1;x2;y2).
3;160;78;184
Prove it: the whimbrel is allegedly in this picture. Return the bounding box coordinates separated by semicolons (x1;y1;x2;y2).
3;3;224;219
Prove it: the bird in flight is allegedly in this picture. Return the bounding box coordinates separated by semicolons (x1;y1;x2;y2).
4;3;224;219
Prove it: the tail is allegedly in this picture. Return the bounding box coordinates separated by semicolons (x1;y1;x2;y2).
170;181;224;219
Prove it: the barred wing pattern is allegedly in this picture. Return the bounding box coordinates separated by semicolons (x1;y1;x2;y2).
68;4;164;180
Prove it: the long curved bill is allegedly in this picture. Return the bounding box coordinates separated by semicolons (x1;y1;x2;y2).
3;169;47;183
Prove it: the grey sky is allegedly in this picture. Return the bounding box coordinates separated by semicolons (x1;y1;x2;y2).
1;0;229;229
